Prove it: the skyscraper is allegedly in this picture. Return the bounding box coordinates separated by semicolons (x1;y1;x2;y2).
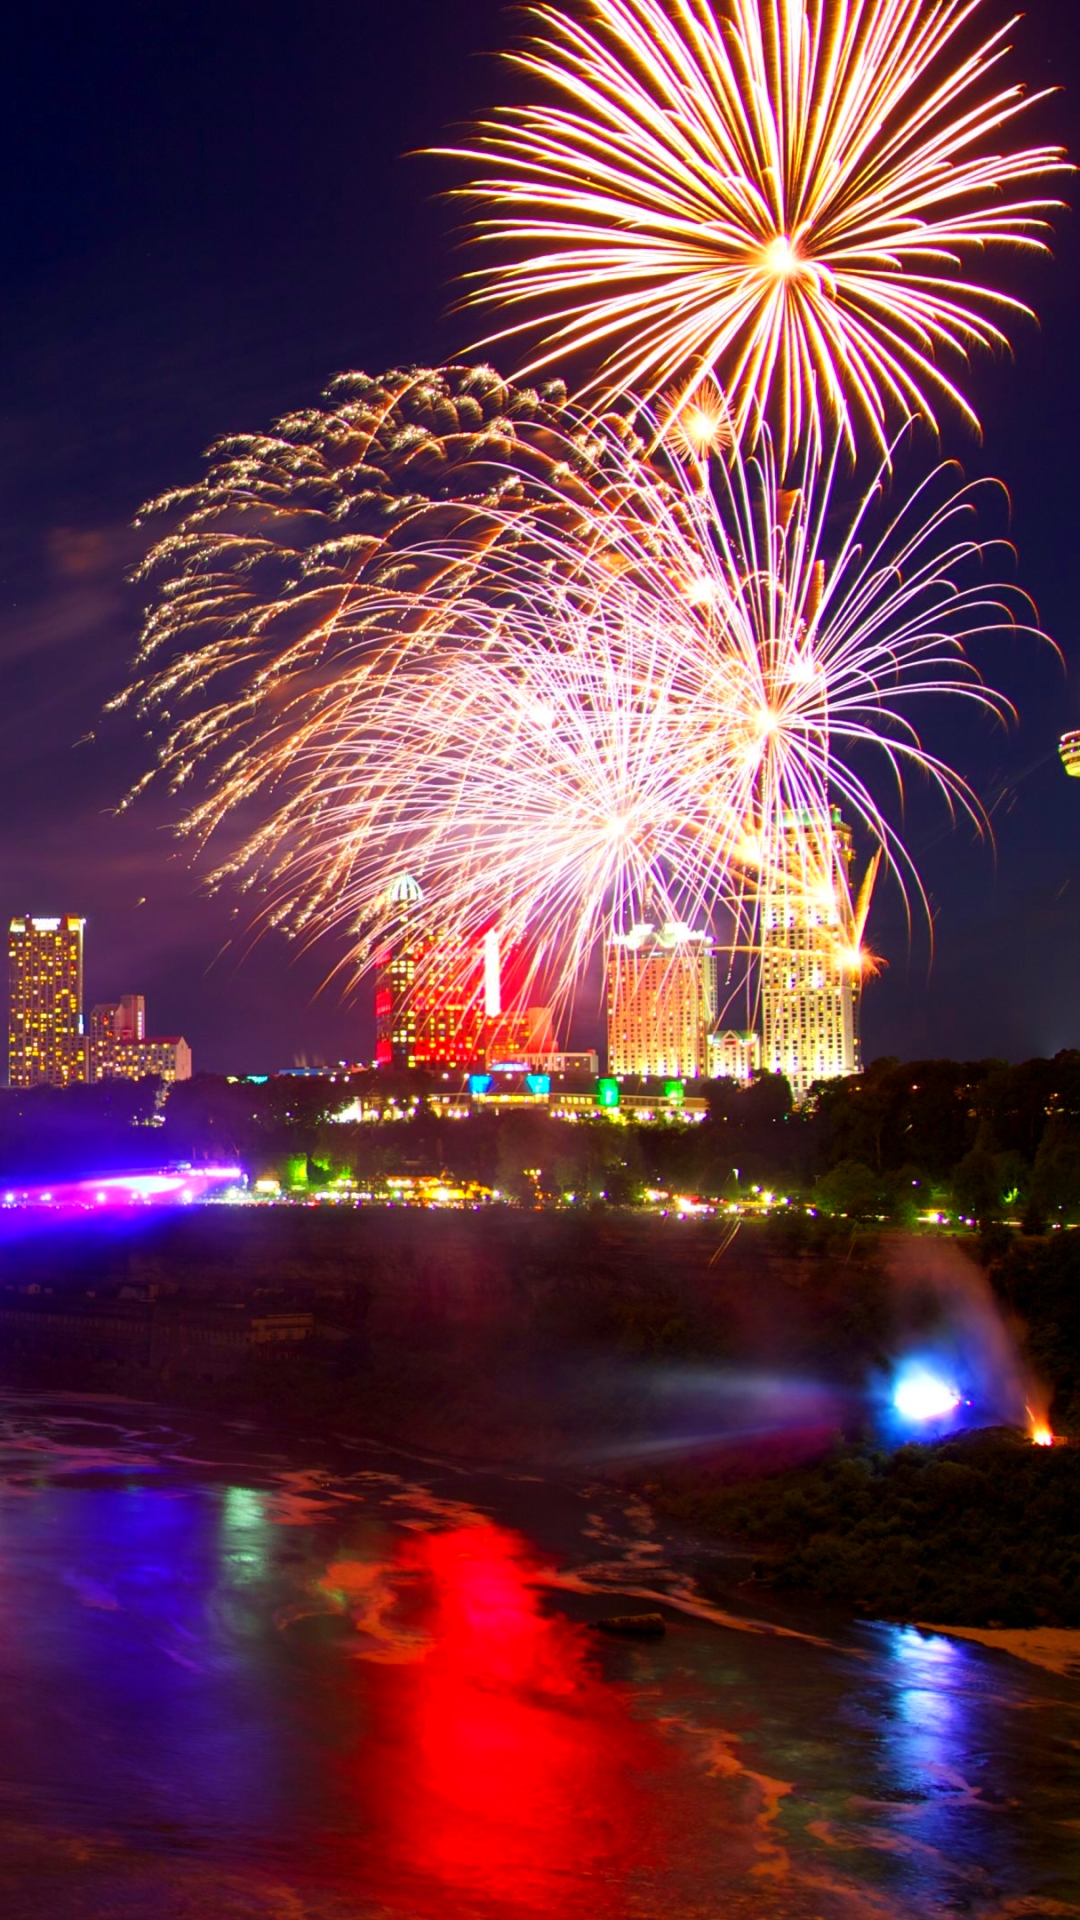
375;929;492;1069
410;934;494;1069
374;874;424;1067
606;922;716;1078
758;808;863;1103
8;916;87;1088
374;875;559;1071
376;930;552;1070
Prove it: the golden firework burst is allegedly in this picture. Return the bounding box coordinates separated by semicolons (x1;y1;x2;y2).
445;0;1069;463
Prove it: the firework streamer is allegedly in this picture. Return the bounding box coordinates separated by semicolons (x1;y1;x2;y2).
445;0;1068;463
126;390;1039;1015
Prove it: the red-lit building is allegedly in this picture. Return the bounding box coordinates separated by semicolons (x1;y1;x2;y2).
375;916;554;1072
376;933;493;1070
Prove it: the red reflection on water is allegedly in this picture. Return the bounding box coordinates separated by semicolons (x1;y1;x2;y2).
332;1520;669;1917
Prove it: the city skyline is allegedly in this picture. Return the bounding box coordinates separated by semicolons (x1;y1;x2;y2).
0;11;1076;1915
0;0;1075;1074
7;914;190;1090
0;881;852;1098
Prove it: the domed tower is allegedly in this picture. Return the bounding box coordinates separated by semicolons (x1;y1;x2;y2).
374;876;426;1068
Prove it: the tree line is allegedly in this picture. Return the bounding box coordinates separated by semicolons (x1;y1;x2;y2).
1;1051;1079;1225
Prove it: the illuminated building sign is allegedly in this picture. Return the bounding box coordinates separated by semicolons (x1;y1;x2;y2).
597;1078;620;1109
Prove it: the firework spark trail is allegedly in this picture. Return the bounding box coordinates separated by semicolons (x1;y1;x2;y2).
445;0;1069;463
120;362;629;819
126;382;1040;1011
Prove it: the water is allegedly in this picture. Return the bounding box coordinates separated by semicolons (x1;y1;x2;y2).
0;1394;1076;1919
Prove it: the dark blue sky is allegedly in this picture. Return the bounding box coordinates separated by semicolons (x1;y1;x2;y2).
0;0;1076;1073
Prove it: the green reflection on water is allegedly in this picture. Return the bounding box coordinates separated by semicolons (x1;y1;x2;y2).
220;1485;269;1584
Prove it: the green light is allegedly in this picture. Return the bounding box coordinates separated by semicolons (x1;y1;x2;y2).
597;1077;620;1109
663;1079;685;1107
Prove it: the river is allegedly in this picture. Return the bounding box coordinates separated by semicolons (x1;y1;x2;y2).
0;1391;1076;1919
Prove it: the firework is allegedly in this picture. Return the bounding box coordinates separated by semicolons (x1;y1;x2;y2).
446;0;1068;462
128;384;1036;1011
122;364;583;759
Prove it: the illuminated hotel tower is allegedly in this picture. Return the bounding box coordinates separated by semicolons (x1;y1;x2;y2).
606;922;716;1078
374;876;548;1070
758;809;863;1104
8;915;87;1088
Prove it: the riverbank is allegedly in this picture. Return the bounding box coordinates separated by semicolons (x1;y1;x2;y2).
3;1208;1078;1631
655;1428;1080;1629
917;1624;1080;1676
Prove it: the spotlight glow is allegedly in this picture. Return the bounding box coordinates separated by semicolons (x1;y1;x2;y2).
893;1367;961;1423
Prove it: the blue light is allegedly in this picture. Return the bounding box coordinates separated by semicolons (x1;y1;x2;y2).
892;1364;961;1423
525;1074;551;1096
469;1074;492;1097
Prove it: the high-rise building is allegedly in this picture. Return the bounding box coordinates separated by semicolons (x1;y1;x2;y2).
115;992;146;1042
606;922;716;1078
758;807;863;1104
1061;731;1080;778
374;877;555;1071
707;1028;761;1084
8;916;87;1088
376;932;492;1069
411;934;495;1069
90;995;190;1085
374;874;425;1068
89;994;145;1073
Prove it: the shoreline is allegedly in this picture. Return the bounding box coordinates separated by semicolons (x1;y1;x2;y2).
6;1383;1080;1674
917;1623;1080;1676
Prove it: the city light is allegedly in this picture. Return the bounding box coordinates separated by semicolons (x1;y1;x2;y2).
0;1167;243;1209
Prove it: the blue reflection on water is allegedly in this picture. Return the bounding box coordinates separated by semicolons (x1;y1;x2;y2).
891;1626;964;1794
0;1476;293;1839
861;1623;1018;1901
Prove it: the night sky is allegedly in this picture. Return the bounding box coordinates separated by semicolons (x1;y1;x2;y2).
0;0;1077;1075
